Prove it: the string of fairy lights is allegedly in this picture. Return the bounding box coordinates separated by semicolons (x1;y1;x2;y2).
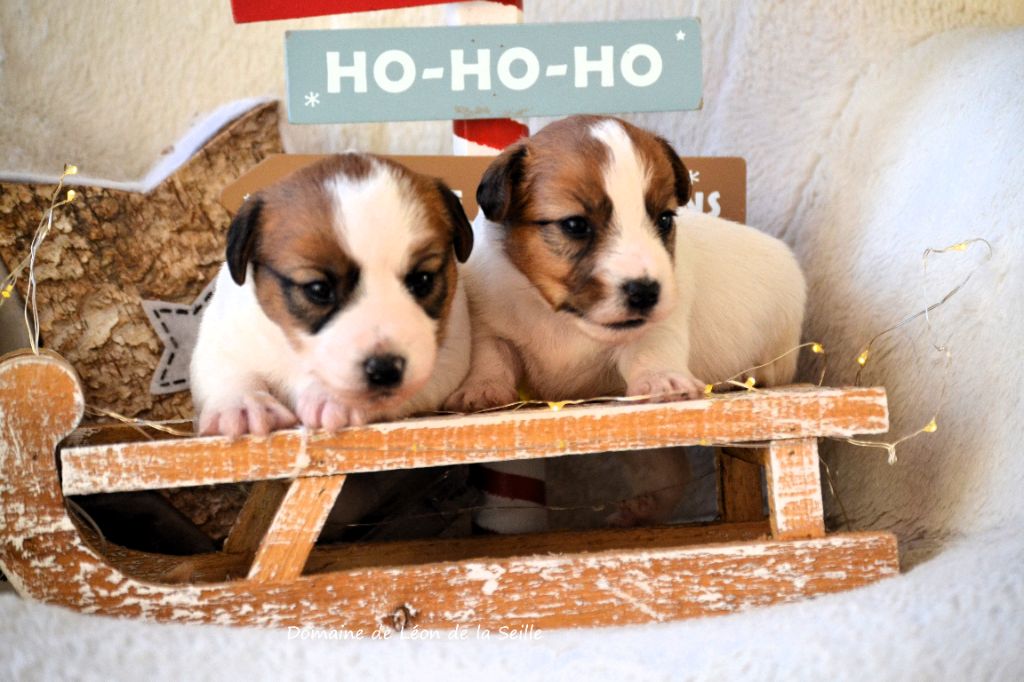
0;167;993;533
2;163;79;354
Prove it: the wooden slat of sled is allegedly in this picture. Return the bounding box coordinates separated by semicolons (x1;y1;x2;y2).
223;480;290;555
718;449;764;523
720;441;826;540
764;439;826;540
60;386;889;496
49;528;904;629
97;521;774;584
246;475;346;582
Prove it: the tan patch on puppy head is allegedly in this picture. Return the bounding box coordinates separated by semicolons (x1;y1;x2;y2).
618;121;690;257
227;154;471;348
502;227;572;308
480;115;686;317
240;156;372;344
619;121;691;210
478;116;611;314
375;162;470;344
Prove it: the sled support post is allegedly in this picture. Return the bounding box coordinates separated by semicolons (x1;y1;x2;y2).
764;439;825;540
720;440;825;539
246;475;347;582
224;480;290;554
717;448;764;522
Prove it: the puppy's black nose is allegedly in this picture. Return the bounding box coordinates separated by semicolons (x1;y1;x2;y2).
622;279;661;313
363;354;406;389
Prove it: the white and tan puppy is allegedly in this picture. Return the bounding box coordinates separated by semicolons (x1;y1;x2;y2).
192;153;474;438
447;115;806;524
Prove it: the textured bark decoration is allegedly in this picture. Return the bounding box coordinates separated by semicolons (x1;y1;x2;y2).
0;353;900;629
0;101;283;422
764;439;826;540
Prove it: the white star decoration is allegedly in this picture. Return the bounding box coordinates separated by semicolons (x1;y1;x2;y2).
675;30;686;41
304;91;321;107
142;278;217;395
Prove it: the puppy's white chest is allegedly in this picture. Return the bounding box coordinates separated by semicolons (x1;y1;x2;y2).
468;222;623;400
503;295;621;400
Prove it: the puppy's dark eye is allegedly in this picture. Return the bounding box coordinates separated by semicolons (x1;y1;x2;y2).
657;211;676;237
559;216;592;240
302;280;335;306
405;270;436;298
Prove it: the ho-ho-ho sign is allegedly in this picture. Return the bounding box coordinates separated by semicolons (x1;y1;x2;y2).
285;19;701;124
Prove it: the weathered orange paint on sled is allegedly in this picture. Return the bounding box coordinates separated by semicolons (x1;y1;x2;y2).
0;350;897;630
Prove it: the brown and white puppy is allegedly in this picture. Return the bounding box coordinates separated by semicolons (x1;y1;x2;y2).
446;115;806;524
191;153;473;438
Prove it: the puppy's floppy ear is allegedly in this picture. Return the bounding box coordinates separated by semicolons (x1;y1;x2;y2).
226;196;262;285
436;180;474;263
476;142;527;223
656;137;692;205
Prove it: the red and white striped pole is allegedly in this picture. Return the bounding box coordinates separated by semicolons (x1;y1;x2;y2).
446;1;530;154
446;0;545;534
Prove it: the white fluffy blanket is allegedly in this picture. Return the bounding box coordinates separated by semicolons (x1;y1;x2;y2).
2;1;1024;679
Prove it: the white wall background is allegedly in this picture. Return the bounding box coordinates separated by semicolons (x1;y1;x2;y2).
2;1;1021;204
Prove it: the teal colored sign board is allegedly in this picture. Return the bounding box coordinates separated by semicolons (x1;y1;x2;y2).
285;19;701;124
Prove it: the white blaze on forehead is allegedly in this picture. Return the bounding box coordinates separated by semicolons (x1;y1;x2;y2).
325;162;425;274
590;119;651;237
312;161;440;400
589;119;667;283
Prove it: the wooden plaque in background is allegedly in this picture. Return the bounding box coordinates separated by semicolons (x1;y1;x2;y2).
220;154;746;224
221;154;495;221
685;157;746;224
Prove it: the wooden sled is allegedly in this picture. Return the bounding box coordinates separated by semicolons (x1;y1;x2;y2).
0;350;898;630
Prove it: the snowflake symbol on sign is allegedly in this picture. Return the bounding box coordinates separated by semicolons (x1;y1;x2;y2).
304;91;321;107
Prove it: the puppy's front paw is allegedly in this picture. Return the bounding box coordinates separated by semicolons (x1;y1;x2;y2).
627;370;705;401
199;391;297;438
295;388;367;431
444;380;519;413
